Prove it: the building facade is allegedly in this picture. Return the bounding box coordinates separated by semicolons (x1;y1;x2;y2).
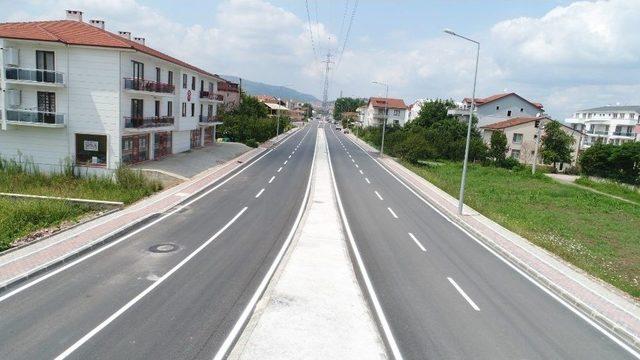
448;92;544;128
363;97;408;127
564;106;639;148
0;10;224;174
217;80;240;112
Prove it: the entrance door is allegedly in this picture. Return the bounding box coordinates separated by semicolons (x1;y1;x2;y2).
154;132;172;159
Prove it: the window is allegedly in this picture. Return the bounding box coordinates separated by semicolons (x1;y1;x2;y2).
510;149;521;159
76;134;107;166
496;106;500;110
631;113;636;119
155;100;160;117
168;71;173;86
182;102;187;117
131;99;143;119
191;103;195;117
156;67;161;83
512;133;523;144
200;104;203;117
183;74;188;89
167;101;173;117
36;50;55;82
209;82;214;92
37;91;56;123
613;113;618;119
191;76;196;90
132;61;144;80
200;80;204;92
520;108;524;112
393;109;400;116
507;110;512;116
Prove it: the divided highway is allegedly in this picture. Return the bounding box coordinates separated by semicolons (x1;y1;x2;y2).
324;125;637;360
0;122;318;360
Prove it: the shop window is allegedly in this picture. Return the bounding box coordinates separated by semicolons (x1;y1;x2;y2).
76;134;107;166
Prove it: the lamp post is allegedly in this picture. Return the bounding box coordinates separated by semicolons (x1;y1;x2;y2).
372;81;389;157
444;29;480;215
532;118;545;174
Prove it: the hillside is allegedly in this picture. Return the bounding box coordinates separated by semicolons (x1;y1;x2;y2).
221;75;319;103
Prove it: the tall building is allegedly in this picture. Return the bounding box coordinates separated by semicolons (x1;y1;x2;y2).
564;106;640;148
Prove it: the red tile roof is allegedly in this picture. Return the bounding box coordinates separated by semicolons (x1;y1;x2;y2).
368;97;407;109
0;20;218;78
464;92;544;110
480;116;543;130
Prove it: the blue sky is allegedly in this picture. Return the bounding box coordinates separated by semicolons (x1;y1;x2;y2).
2;0;639;119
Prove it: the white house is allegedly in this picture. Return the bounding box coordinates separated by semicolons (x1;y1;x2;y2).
564;105;640;148
363;97;408;127
448;92;544;128
405;98;434;124
0;10;225;174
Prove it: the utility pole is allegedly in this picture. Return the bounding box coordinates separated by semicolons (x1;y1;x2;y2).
321;51;333;118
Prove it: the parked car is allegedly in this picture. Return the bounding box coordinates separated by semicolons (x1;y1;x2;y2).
336;126;342;131
343;129;349;134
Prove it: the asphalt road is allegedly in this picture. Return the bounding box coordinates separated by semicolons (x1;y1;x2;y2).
0;122;318;360
324;125;637;360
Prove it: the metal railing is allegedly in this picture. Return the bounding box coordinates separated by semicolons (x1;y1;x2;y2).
5;67;64;84
587;129;609;135
199;91;224;101
6;109;65;125
124;116;174;129
199;115;220;123
613;131;634;136
123;78;175;94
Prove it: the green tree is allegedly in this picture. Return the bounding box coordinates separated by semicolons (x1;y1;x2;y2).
541;120;575;167
580;142;614;178
231;93;268;118
333;97;365;120
411;99;455;129
302;103;313;118
489;131;508;161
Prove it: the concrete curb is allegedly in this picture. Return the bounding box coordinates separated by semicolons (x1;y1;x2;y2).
347;134;640;353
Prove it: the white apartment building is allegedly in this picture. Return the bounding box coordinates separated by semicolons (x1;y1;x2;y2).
448;92;544;128
363;97;408;127
0;10;224;174
564;106;640;148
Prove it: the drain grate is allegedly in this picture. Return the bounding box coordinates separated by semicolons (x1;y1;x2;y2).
148;243;178;253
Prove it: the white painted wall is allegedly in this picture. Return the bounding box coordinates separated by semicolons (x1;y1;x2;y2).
475;95;542;127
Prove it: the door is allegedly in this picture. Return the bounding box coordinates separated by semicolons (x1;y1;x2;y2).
132;61;144;90
37;92;56;123
36;51;55;82
131;99;144;127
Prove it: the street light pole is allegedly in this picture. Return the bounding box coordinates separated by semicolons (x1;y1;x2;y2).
372;81;389;158
532;120;544;174
445;29;480;215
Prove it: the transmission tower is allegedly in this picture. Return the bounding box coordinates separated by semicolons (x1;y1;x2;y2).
321;51;334;117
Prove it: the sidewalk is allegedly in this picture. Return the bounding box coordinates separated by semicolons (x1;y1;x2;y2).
0;128;298;290
230;130;386;359
348;134;640;352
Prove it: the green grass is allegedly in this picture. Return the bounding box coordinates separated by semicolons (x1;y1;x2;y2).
0;198;95;251
403;161;640;298
575;177;640;204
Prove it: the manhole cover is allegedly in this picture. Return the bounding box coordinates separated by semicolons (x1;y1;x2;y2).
149;244;178;253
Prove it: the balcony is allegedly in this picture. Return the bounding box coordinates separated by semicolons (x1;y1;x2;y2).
123;78;175;95
199;91;224;102
199;115;222;125
124;116;174;129
587;129;609;135
5;109;65;127
5;67;65;86
613;131;635;137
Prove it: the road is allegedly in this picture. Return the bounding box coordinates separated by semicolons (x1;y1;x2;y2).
324;125;637;360
0;122;318;360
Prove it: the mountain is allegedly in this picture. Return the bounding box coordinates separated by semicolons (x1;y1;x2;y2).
221;75;319;104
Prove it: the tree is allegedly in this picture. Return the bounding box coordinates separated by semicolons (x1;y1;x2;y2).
231;93;268;118
333;97;365;120
411;99;455;129
488;131;508;162
541;120;575;167
302;103;313;118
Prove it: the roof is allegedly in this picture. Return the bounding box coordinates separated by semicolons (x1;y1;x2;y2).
263;103;289;111
368;97;407;109
0;20;217;78
464;92;544;110
218;81;239;92
256;95;279;104
578;105;640;112
481;116;582;134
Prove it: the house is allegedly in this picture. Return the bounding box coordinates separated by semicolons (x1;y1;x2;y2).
405;98;433;123
0;10;225;174
448;92;544;128
564;105;639;148
217;80;240;111
363;97;408;127
355;105;366;126
480;116;583;168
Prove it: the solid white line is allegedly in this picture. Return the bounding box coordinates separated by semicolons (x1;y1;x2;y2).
448;277;480;311
323;127;403;360
408;233;426;252
212;125;319;360
365;178;371;184
344;134;640;358
374;190;384;201
255;188;265;198
359;170;364;175
268;176;276;184
387;207;399;219
54;207;249;360
277;167;283;173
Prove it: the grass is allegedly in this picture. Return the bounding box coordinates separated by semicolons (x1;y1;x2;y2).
575;177;640;204
403;161;640;298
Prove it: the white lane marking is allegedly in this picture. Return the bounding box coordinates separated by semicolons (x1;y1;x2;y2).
387;207;399;219
175;192;189;197
359;170;364;175
288;155;291;159
284;160;288;165
355;164;359;168
351;159;355;163
55;207;249;360
365;177;371;184
374;191;384;201
268;176;276;184
448;277;480;311
349;154;352;158
408;233;426;252
277;167;283;173
255;188;265;198
213;126;319;360
323;127;403;360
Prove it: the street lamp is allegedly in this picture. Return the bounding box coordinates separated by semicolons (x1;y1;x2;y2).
372;81;389;157
532;117;545;174
444;28;480;215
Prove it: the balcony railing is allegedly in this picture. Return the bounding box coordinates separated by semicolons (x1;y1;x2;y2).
6;109;65;125
199;115;220;123
200;91;224;101
5;67;64;85
124;116;175;129
587;130;609;135
123;78;175;94
613;131;634;137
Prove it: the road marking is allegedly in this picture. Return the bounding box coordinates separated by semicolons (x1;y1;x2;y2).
175;192;189;197
408;233;426;252
387;207;399;219
268;176;275;184
355;164;359;168
277;167;283;173
283;160;288;165
54;207;249;360
365;177;371;184
448;277;480;311
375;191;384;201
359;170;364;175
288;155;291;159
255;188;265;198
323;128;403;360
351;159;355;163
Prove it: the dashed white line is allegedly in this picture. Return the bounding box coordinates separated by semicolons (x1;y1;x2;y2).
387;207;399;219
448;277;480;311
277;167;283;173
284;160;288;165
355;164;359;168
365;178;371;184
288;155;292;159
268;176;276;184
359;170;364;175
255;188;265;198
408;233;426;252
351;158;355;163
374;191;384;201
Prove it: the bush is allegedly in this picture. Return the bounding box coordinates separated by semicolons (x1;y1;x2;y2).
496;157;521;170
580;142;640;185
245;138;259;148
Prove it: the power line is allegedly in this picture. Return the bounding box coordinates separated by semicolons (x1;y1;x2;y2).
336;0;359;70
304;0;319;62
337;0;350;48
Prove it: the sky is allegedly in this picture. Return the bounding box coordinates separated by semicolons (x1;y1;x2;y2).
1;0;639;119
